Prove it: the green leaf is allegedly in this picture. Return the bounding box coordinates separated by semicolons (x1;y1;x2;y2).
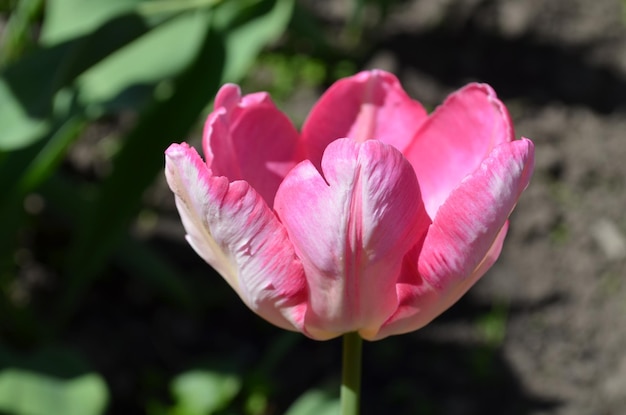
61;0;295;323
0;13;150;150
77;10;209;111
4;14;149;115
284;389;340;415
60;0;293;321
137;0;222;16
60;14;226;323
0;78;49;150
0;347;109;415
41;0;146;45
0;0;45;66
217;0;295;82
16;114;87;193
172;369;241;415
0;371;107;415
0;114;86;266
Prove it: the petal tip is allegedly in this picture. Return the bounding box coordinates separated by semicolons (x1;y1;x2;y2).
165;142;193;159
215;83;242;109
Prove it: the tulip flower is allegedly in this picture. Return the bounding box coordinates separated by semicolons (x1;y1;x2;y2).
164;70;534;342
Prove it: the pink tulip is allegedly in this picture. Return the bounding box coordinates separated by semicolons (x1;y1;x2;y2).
165;70;534;341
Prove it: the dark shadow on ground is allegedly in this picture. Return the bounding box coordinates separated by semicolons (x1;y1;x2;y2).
276;291;563;415
64;237;563;414
374;21;626;113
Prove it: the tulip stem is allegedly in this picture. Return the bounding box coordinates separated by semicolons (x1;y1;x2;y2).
341;332;363;415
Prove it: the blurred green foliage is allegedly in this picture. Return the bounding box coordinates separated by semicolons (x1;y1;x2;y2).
0;0;382;412
0;347;108;415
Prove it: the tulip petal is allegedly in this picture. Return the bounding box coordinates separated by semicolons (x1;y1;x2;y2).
419;139;533;290
203;84;302;208
301;70;427;169
404;83;515;218
373;139;533;339
275;138;430;339
372;222;508;340
165;143;308;332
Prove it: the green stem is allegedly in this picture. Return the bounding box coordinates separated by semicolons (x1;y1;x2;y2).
341;332;363;415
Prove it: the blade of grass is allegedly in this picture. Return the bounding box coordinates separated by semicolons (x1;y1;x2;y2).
0;0;44;67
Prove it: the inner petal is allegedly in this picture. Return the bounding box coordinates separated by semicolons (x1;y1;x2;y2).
403;83;514;218
274;138;430;337
203;84;303;207
301;70;428;169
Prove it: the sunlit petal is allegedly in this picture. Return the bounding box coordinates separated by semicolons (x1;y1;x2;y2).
404;83;515;217
275;138;429;339
165;143;308;331
302;70;427;169
203;84;303;208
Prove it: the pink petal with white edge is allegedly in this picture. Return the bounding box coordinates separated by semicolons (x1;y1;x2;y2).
372;222;508;340
274;138;430;340
373;139;532;340
404;83;515;218
165;143;308;332
301;70;428;169
203;84;303;208
418;138;534;291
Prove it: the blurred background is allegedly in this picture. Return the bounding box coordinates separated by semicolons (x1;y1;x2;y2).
1;0;625;414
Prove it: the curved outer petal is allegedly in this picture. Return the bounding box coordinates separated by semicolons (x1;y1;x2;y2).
203;84;303;208
274;138;430;340
165;142;308;332
373;138;534;340
301;70;428;169
403;83;515;218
